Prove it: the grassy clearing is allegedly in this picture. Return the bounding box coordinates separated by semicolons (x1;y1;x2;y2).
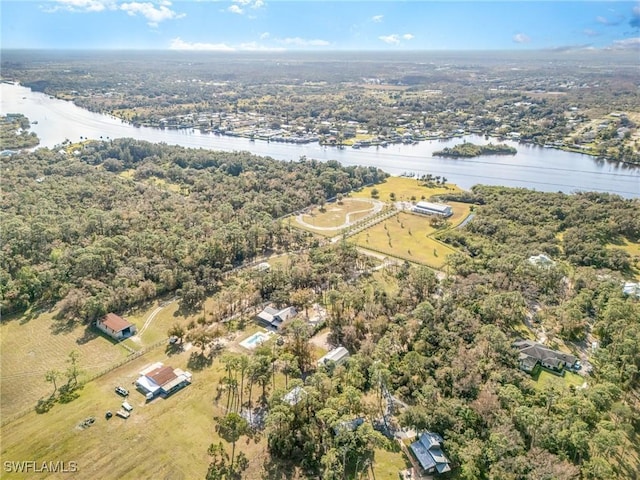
373;446;412;480
607;236;640;279
352;212;457;268
0;312;130;418
530;367;585;391
351;176;462;203
0;298;190;419
0;347;268;480
298;198;376;230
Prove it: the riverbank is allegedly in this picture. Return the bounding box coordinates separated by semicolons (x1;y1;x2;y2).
2;82;638;198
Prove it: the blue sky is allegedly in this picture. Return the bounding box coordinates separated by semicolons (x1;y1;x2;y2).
2;1;639;50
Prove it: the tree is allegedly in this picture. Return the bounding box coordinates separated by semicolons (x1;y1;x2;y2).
45;370;61;399
215;412;249;468
66;350;82;387
168;323;185;343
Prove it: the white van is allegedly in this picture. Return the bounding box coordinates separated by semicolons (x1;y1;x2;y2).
121;401;133;412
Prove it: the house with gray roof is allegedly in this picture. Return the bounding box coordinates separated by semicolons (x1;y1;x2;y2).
256;305;297;330
514;340;578;373
409;431;451;475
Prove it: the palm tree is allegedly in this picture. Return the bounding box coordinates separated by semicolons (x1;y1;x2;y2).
215;413;248;468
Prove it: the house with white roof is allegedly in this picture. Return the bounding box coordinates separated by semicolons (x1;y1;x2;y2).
412;201;453;217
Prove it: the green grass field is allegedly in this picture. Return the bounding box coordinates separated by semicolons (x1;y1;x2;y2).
0;347;270;480
0;312;130;419
352;212;458;268
0;299;189;419
530;367;585;391
351;176;462;203
372;446;412;480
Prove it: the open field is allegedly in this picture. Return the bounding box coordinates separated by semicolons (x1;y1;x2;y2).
0;312;130;418
295;198;382;235
0;347;269;480
351;176;463;203
351;212;458;268
0;299;187;419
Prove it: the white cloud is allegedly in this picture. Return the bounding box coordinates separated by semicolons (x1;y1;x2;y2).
120;1;185;26
583;29;600;37
169;37;284;52
513;33;531;44
228;0;264;14
169;37;235;51
45;0;116;13
611;37;640;49
372;15;383;23
260;32;270;39
238;42;284;51
402;33;414;41
279;37;330;47
379;34;400;45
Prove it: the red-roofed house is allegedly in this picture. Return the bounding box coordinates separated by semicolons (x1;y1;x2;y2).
96;313;137;340
136;362;192;400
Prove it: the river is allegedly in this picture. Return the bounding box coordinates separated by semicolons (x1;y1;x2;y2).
2;82;638;198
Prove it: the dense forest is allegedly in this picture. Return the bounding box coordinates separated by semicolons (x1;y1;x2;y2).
0;139;387;318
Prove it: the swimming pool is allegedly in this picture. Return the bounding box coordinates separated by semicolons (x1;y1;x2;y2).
239;331;272;349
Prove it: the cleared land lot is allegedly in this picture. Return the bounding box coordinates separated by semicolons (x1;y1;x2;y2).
351;176;462;203
295;198;380;235
352;212;459;268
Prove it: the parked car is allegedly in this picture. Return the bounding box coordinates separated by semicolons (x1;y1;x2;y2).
115;386;129;397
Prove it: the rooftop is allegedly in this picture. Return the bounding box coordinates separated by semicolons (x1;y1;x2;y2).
99;313;134;332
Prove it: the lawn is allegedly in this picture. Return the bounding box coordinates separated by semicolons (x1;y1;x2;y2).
0;311;130;419
351;212;458;269
351;176;462;203
372;445;412;480
0;298;191;420
295;198;379;234
530;367;586;391
0;347;268;480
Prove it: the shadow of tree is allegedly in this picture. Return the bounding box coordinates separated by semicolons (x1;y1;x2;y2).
76;324;100;345
50;317;80;335
260;456;299;480
165;343;183;357
187;351;213;371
